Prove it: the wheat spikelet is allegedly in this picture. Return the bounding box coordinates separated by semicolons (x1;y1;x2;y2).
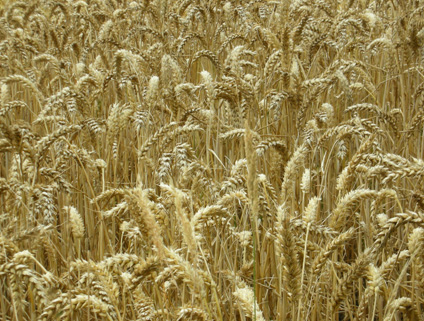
330;189;379;229
161;54;182;88
256;139;286;157
160;183;197;259
106;103;132;143
41;292;113;321
177;305;209;321
2;74;44;102
35;124;82;163
0;100;28;116
63;206;84;239
276;206;301;303
76;273;118;319
192;50;222;73
408;108;424;138
137;122;180;159
124;188;165;258
408;227;424;291
357;264;384;320
156;249;207;300
383;297;414;321
280;143;309;205
160;123;204;153
372;211;424;257
91;188;128;205
346;103;399;135
336;133;377;191
233;286;266;321
191;205;228;240
129;256;161;290
264;49;282;78
303;196;320;223
312;227;356;276
0;234;19;260
331;248;372;315
379;250;410;279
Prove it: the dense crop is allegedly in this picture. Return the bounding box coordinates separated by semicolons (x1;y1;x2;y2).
1;0;424;320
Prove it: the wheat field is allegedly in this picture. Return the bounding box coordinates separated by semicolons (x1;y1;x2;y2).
1;0;424;320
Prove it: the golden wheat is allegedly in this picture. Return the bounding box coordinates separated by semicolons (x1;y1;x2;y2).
2;0;424;320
